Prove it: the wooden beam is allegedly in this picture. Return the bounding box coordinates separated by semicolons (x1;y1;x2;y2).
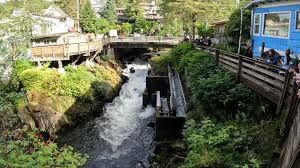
236;56;243;81
215;49;219;65
276;72;293;114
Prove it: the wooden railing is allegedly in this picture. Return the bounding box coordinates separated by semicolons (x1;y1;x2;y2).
197;45;297;115
31;41;102;61
107;36;182;45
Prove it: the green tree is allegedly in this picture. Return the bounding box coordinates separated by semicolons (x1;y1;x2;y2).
197;22;215;38
224;9;251;43
55;0;90;18
124;0;143;21
118;22;133;36
160;0;237;38
95;18;116;34
80;2;98;33
101;0;117;23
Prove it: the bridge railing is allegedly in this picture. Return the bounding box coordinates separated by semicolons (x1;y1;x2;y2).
196;45;297;115
108;36;183;44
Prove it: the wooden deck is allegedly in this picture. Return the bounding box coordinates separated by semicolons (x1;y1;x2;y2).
197;45;297;115
31;41;102;61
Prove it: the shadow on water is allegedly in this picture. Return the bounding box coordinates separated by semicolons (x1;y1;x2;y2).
58;58;156;168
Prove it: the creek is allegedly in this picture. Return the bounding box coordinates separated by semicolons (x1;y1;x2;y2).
59;59;156;168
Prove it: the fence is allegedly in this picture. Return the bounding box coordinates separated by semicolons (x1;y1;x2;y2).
198;45;297;115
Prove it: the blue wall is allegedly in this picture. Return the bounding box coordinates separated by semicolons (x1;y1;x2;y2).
252;4;300;59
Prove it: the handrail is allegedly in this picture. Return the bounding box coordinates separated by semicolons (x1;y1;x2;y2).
195;44;295;115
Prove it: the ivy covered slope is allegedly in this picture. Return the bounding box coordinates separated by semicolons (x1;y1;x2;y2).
149;43;280;168
12;59;123;135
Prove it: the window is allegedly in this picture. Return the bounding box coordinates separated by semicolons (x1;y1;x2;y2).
297;11;300;29
254;14;261;35
263;12;290;37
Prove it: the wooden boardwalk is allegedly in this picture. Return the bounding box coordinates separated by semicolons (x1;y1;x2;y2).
31;37;182;61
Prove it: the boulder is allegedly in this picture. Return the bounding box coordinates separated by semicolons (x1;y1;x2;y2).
130;67;135;73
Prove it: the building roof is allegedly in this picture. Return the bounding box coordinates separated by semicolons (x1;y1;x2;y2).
245;0;284;9
212;20;228;25
31;32;70;40
44;4;71;19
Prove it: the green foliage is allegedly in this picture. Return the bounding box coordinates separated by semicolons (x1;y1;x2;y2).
158;19;184;37
182;119;279;168
225;9;251;42
101;0;117;23
149;54;171;76
124;0;143;21
160;0;237;36
80;2;116;34
214;43;239;53
56;0;90;18
197;22;215;38
119;22;133;36
167;43;264;119
0;130;88;167
17;63;120;100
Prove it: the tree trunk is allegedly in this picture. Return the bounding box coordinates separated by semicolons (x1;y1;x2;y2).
192;13;197;40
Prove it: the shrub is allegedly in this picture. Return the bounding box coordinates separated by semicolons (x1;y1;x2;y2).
17;63;120;100
169;42;194;68
182;119;279;168
149;54;171;76
62;66;95;98
0;130;88;167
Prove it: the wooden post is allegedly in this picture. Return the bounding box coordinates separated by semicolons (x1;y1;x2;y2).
41;47;44;58
52;45;55;58
72;55;82;66
215;49;220;65
37;61;42;68
261;42;265;57
88;42;90;56
236;55;243;81
58;60;63;69
66;44;69;58
287;81;299;116
276;71;293;115
78;43;80;55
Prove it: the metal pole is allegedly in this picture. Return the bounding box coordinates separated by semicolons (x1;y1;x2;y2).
238;8;243;55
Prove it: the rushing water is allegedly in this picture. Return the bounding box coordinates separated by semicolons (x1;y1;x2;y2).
59;59;156;168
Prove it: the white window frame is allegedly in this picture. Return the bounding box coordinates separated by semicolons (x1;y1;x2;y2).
262;11;291;39
253;13;261;36
296;10;300;31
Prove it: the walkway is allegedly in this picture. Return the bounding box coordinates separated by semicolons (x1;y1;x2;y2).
31;36;182;61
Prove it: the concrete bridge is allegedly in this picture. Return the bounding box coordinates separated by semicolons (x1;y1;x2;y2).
30;36;182;62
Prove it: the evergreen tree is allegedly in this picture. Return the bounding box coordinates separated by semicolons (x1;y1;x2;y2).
55;0;90;18
160;0;239;38
80;1;97;33
101;0;117;23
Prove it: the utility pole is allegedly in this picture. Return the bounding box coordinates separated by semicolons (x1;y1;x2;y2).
76;0;80;32
236;0;240;9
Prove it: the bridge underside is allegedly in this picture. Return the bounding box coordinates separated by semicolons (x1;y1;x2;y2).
108;42;177;48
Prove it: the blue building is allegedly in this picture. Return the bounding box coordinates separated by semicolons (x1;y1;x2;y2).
246;0;300;60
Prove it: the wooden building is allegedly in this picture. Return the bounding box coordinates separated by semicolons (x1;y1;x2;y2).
246;0;300;59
